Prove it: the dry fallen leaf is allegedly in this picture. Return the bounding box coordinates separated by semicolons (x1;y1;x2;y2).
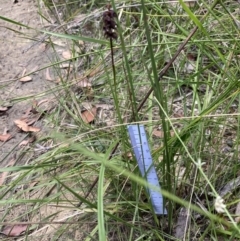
20;76;32;82
1;224;28;237
14;120;40;132
28;126;41;132
81;107;97;123
46;68;54;81
0;106;8;112
0;134;12;142
14;119;29;132
62;50;72;59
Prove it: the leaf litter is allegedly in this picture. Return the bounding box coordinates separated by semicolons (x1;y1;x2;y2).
45;68;54;81
0;106;8;112
0;133;12;142
19;68;33;82
14;119;40;132
12;99;54;134
14;99;55;133
19;76;32;82
1;224;29;237
81;107;97;123
3;1;240;241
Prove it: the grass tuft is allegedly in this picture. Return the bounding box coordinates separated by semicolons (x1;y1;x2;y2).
1;0;240;240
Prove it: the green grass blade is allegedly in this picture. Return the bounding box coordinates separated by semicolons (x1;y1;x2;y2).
98;163;106;240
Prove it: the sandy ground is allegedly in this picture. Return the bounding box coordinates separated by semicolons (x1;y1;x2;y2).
0;0;54;166
0;2;98;240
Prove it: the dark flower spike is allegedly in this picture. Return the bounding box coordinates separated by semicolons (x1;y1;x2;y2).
103;4;118;40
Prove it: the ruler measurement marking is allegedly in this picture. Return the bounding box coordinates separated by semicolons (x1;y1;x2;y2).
127;124;167;215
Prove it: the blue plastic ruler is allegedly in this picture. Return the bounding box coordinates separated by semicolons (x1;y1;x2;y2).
127;124;167;215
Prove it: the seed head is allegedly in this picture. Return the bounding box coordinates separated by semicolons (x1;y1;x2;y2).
102;5;118;40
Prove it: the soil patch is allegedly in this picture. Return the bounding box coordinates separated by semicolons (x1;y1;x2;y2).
0;0;54;166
